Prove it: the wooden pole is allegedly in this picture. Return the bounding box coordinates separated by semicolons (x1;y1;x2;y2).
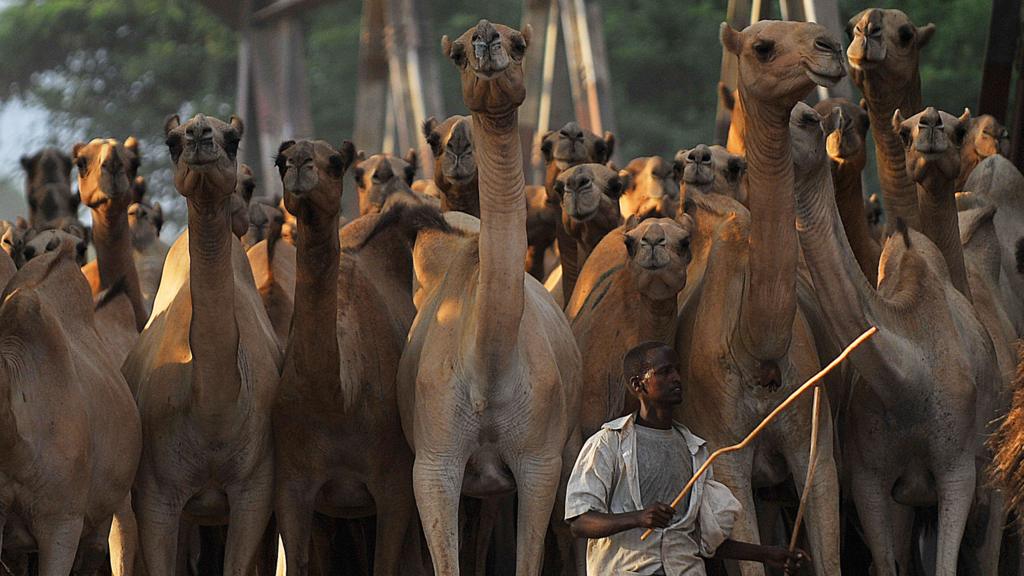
978;0;1021;122
353;0;388;153
586;1;616;163
521;0;551;183
532;0;560;183
558;0;589;132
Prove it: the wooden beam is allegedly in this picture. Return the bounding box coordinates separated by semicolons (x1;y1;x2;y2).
251;0;328;25
979;0;1021;122
586;1;616;162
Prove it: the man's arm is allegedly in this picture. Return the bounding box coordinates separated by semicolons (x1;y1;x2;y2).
569;502;675;539
713;539;809;572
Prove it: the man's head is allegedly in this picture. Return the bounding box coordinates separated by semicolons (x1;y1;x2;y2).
623;342;682;406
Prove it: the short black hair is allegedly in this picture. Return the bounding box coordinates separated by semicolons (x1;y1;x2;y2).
622;341;675;388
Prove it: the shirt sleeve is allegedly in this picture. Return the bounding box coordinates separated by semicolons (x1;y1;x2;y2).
696;465;743;557
564;429;617;521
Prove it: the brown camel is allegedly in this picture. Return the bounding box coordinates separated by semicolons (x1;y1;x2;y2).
24;225;89;266
555;163;623;297
672;144;746;206
230;163;255;238
122;113;281;576
353;151;420;216
674;22;846;576
0;239;141;576
957;114;1010;191
791;101;995;576
524;183;561;282
0;218;29;267
20;146;79;229
383;20;581;574
424;115;480;216
847;8;934;230
566;216;692;440
617;155;678;220
273;138;426;575
245;209;294;349
242;198;284;251
814;98;880;284
128;199;169;316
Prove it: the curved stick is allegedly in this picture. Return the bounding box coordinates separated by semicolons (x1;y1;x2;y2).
640;325;878;541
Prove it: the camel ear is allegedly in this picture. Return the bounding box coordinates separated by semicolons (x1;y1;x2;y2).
124;136;139;158
726;155;747;182
624;214;640;232
20;154;33;173
916;23;936;48
891;109;906;137
422;117;438;140
521;24;532;50
229;115;245;138
338;141;357;174
672;150;688;182
443;36;466;67
15;216;27;230
718;82;735;111
830;107;844;134
606;174;624;199
152;202;164;232
403;149;418;185
955;108;971;147
72;142;87;161
602;131;616;162
164;114;181;136
618;168;633;191
131;176;146;204
540;131;555;163
423;118;442;157
720;23;743;56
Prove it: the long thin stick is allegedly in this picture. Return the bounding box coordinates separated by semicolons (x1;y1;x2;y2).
641;326;877;541
788;385;821;553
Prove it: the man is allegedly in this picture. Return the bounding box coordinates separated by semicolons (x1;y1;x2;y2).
565;341;808;575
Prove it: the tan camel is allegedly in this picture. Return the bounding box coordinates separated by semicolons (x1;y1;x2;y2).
566;216;692;439
353;151;420;216
672;144;746;205
555;163;623;298
0;218;29;267
893;107;972;299
617;155;678;220
129;199;169;315
814;98;880;284
957;114;1010;191
122;113;281;576
847;8;934;230
791;101;995;576
424;115;480;216
380;20;581;574
24;226;89;266
0;240;141;576
20;146;79;229
273;138;427;575
245;219;294;348
673;22;846;576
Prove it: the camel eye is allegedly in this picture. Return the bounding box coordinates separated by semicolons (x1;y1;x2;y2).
76;156;88;172
898;25;914;46
753;40;774;60
898;127;912;148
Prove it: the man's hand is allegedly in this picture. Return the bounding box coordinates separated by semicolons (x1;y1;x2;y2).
633;502;675;529
764;546;809;573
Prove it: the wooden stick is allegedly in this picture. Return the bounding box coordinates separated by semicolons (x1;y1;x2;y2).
640;325;877;541
788;385;821;553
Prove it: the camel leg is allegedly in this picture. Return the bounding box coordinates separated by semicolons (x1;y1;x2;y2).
784;437;841;573
135;491;182;576
222;476;275;576
512;457;562;576
371;474;418;576
109;495;140;576
551;431;584;576
970;484;1007;576
35;517;85;576
74;517;114;576
712;455;764;576
275;479;319;576
414;453;467;575
933;465;976;576
851;469;900;576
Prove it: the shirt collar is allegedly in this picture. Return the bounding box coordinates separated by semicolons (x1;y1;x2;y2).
602;412;706;456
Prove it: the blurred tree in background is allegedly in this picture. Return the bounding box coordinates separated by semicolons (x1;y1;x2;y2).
0;0;1004;226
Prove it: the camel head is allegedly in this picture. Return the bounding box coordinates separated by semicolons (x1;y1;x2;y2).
541;121;615;173
443;20;531;115
846;9;934;82
24;227;88;266
423;115;477;187
128;201;163;248
894;106;969;185
619;156;678;220
623;216;693;301
963;114;1009;162
228;163;256;238
789;102;830;175
721;20;845;107
242;199;284;251
72;137;140;213
20;146;77;228
353;151;418;216
278;139;357;220
816;98;869;172
0;219;29;268
672;144;746;204
555;163;622;222
164;113;243;203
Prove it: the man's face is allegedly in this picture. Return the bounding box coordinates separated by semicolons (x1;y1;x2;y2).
634;348;683;406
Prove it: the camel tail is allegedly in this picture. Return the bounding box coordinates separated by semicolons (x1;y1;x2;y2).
346;201;457;254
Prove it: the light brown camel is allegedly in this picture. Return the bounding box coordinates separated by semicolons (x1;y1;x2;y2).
0;218;29;267
0;240;141;576
617;155;678;220
245;207;294;349
424;115;480;216
814;98;880;285
893;107;972;299
566;216;692;440
555;163;623;298
122;113;281;576
20;146;78;229
791;101;995;576
129;198;169;315
674;22;846;576
957;114;1010;191
353;151;420;216
847;8;934;230
273;138;427;575
672;144;746;206
383;20;581;575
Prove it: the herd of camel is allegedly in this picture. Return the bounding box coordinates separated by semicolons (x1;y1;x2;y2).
4;7;1024;576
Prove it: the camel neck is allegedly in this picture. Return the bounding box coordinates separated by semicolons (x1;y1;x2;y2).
916;176;971;300
637;293;680;344
833;161;879;285
186;194;241;414
291;208;341;381
738;93;797;362
91;203;147;331
439;176;481;217
471;110;526;378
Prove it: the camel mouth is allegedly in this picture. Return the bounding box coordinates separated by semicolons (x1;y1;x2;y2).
805;68;843;88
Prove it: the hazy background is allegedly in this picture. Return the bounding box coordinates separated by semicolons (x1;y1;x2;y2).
0;0;997;231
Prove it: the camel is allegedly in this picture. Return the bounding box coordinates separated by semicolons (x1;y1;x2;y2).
279;196;298;246
242;198;285;251
375;20;581;575
245;214;294;349
24;225;89;266
122;113;282;576
555;163;623;298
617;155;678;220
791;101;996;576
524;183;561;281
566;216;692;440
893;107;973;300
20;146;79;229
673;22;846;576
0;218;29;267
423;115;480;216
129;198;169;315
847;8;934;230
0;239;141;576
814;98;880;284
353;151;420;216
272;138;427;575
672;144;746;206
230;164;255;238
957;114;1010;191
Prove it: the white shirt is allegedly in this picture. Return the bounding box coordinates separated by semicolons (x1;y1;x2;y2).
565;413;742;576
